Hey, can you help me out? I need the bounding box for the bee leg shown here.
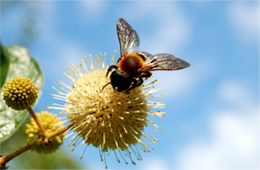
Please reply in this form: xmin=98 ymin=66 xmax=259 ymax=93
xmin=125 ymin=78 xmax=138 ymax=94
xmin=140 ymin=71 xmax=152 ymax=79
xmin=136 ymin=77 xmax=143 ymax=87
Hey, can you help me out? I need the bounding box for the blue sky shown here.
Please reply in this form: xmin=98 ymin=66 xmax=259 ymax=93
xmin=1 ymin=1 xmax=259 ymax=169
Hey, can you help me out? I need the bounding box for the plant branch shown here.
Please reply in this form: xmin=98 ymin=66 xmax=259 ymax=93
xmin=0 ymin=124 xmax=73 ymax=168
xmin=0 ymin=143 xmax=34 ymax=169
xmin=47 ymin=124 xmax=73 ymax=139
xmin=27 ymin=107 xmax=46 ymax=137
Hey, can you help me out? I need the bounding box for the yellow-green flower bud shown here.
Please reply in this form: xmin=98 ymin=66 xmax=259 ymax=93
xmin=25 ymin=111 xmax=65 ymax=154
xmin=2 ymin=77 xmax=38 ymax=110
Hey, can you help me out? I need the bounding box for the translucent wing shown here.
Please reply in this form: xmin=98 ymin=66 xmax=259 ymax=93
xmin=139 ymin=53 xmax=190 ymax=72
xmin=117 ymin=18 xmax=140 ymax=58
xmin=136 ymin=51 xmax=153 ymax=60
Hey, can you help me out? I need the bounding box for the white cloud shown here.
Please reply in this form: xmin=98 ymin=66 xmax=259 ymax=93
xmin=228 ymin=2 xmax=260 ymax=42
xmin=178 ymin=110 xmax=259 ymax=170
xmin=218 ymin=80 xmax=255 ymax=108
xmin=177 ymin=81 xmax=260 ymax=170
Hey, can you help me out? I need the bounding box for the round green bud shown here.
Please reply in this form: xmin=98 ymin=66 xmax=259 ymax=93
xmin=2 ymin=77 xmax=38 ymax=110
xmin=25 ymin=111 xmax=65 ymax=154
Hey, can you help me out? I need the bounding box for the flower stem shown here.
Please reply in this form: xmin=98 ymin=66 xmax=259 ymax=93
xmin=0 ymin=143 xmax=34 ymax=169
xmin=47 ymin=124 xmax=73 ymax=139
xmin=27 ymin=107 xmax=47 ymax=137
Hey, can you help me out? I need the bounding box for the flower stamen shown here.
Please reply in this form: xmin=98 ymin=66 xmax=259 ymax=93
xmin=80 ymin=145 xmax=88 ymax=160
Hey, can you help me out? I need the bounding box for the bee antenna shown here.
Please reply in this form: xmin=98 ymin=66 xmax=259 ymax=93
xmin=101 ymin=82 xmax=111 ymax=92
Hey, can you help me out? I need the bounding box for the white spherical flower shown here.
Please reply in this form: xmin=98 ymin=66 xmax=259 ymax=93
xmin=50 ymin=52 xmax=165 ymax=168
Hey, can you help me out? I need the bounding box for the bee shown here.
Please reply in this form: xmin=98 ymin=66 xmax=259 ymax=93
xmin=102 ymin=18 xmax=190 ymax=93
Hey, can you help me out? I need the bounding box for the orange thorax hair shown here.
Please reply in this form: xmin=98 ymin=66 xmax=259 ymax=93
xmin=118 ymin=53 xmax=145 ymax=77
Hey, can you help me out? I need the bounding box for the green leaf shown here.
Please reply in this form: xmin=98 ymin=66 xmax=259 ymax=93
xmin=0 ymin=43 xmax=10 ymax=87
xmin=0 ymin=45 xmax=43 ymax=143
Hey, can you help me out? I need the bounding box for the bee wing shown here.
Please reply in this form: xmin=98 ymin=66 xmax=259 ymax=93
xmin=136 ymin=51 xmax=153 ymax=60
xmin=139 ymin=53 xmax=190 ymax=72
xmin=117 ymin=18 xmax=140 ymax=57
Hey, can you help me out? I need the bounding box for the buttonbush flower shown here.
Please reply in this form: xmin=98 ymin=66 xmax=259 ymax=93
xmin=2 ymin=77 xmax=37 ymax=110
xmin=50 ymin=52 xmax=165 ymax=168
xmin=25 ymin=111 xmax=65 ymax=154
